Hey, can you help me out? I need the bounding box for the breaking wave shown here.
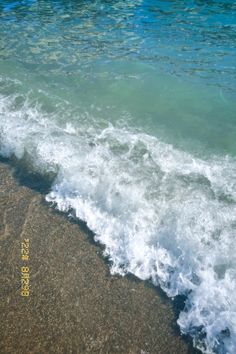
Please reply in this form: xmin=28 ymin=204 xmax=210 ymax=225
xmin=1 ymin=92 xmax=236 ymax=354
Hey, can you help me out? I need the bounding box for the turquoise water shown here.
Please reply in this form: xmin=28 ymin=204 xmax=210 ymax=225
xmin=1 ymin=1 xmax=236 ymax=353
xmin=1 ymin=0 xmax=236 ymax=155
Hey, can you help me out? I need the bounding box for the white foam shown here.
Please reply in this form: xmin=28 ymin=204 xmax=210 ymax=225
xmin=1 ymin=92 xmax=236 ymax=353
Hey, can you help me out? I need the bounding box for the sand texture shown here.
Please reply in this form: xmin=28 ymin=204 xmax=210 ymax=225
xmin=0 ymin=162 xmax=196 ymax=354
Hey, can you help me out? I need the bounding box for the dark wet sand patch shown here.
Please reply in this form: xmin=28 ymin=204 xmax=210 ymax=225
xmin=0 ymin=162 xmax=198 ymax=354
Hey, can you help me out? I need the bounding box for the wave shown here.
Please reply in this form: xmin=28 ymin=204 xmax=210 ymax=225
xmin=1 ymin=92 xmax=236 ymax=353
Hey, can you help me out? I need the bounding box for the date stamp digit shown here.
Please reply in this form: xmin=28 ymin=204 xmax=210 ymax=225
xmin=21 ymin=239 xmax=30 ymax=297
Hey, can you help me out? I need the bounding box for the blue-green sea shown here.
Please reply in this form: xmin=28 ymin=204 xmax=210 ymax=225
xmin=1 ymin=1 xmax=236 ymax=353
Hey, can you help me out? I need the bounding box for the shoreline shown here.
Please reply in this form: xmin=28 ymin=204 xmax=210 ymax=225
xmin=0 ymin=161 xmax=197 ymax=354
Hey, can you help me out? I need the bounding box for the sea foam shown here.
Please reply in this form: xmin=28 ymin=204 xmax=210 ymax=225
xmin=1 ymin=92 xmax=236 ymax=354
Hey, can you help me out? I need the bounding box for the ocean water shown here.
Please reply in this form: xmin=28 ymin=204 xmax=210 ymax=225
xmin=1 ymin=1 xmax=236 ymax=352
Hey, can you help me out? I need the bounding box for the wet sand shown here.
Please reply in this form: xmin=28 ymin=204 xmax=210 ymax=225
xmin=0 ymin=161 xmax=196 ymax=354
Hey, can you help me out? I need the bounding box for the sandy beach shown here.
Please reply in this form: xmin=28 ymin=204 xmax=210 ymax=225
xmin=0 ymin=161 xmax=196 ymax=354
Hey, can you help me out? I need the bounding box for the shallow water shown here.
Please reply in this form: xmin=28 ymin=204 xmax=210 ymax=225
xmin=1 ymin=1 xmax=236 ymax=353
